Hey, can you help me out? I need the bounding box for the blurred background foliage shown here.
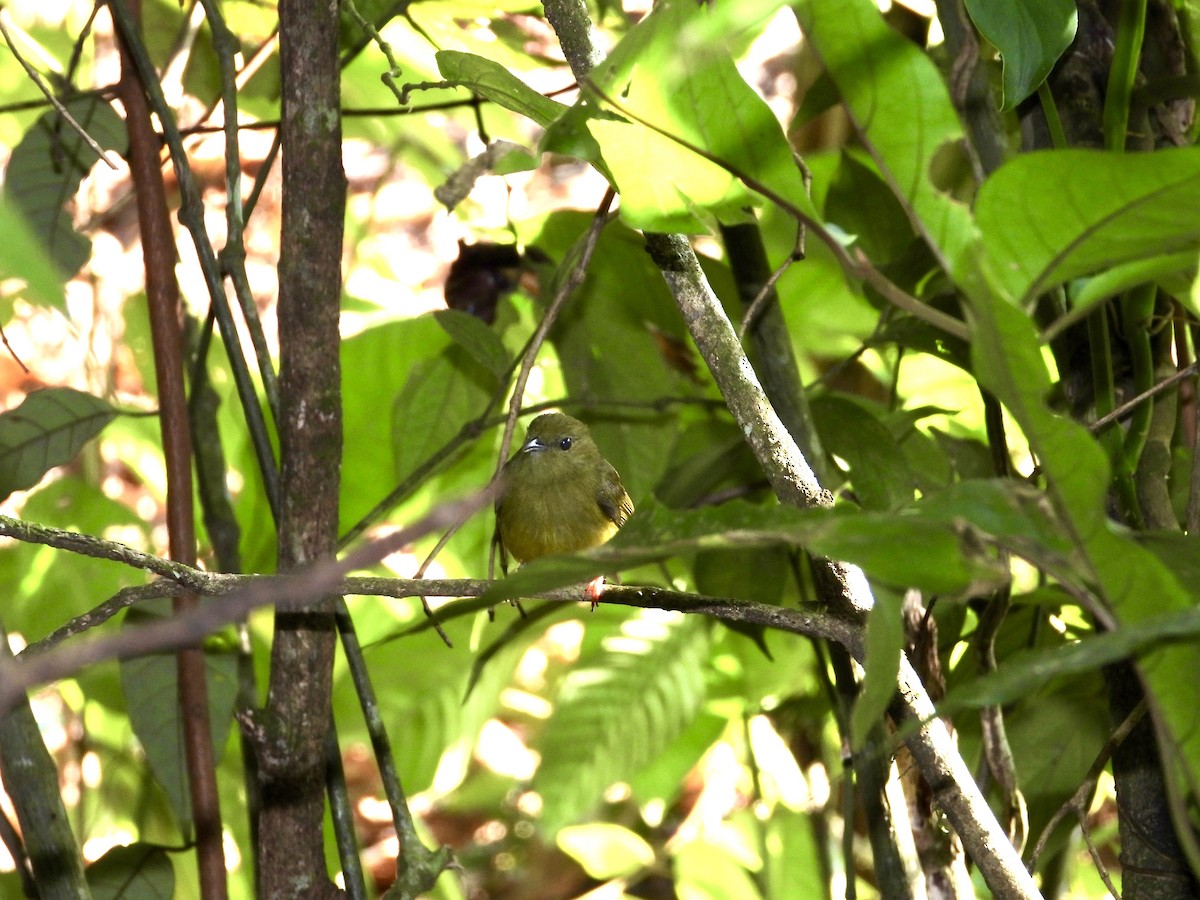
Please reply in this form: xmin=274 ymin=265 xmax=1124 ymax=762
xmin=0 ymin=0 xmax=1197 ymax=896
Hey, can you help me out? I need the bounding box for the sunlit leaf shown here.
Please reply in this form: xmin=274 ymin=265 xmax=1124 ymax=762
xmin=976 ymin=148 xmax=1200 ymax=305
xmin=582 ymin=0 xmax=810 ymax=232
xmin=557 ymin=823 xmax=655 ymax=879
xmin=0 ymin=196 xmax=67 ymax=312
xmin=796 ymin=0 xmax=977 ymax=270
xmin=964 ymin=264 xmax=1200 ymax=835
xmin=4 ymin=96 xmax=125 ymax=280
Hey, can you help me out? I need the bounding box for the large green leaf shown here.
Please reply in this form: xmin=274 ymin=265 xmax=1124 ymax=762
xmin=433 ymin=308 xmax=511 ymax=381
xmin=533 ymin=610 xmax=708 ymax=833
xmin=534 ymin=213 xmax=707 ymax=501
xmin=0 ymin=388 xmax=118 ymax=500
xmin=795 ymin=0 xmax=977 ymax=271
xmin=964 ymin=0 xmax=1077 ymax=109
xmin=576 ymin=0 xmax=810 ymax=232
xmin=975 ymin=147 xmax=1200 ymax=305
xmin=4 ymin=96 xmax=125 ymax=280
xmin=810 ymin=394 xmax=915 ymax=510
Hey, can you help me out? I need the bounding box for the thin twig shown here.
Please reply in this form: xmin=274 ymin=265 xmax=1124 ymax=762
xmin=738 ymin=155 xmax=811 ymax=340
xmin=737 ymin=220 xmax=803 ymax=341
xmin=0 ymin=14 xmax=119 ymax=169
xmin=1090 ymin=362 xmax=1199 ymax=433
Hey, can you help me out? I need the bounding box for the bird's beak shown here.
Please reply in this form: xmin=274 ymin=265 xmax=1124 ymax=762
xmin=520 ymin=436 xmax=548 ymax=454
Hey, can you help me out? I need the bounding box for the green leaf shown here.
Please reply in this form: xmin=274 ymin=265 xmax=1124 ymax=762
xmin=533 ymin=611 xmax=708 ymax=833
xmin=0 ymin=196 xmax=68 ymax=311
xmin=584 ymin=0 xmax=810 ymax=232
xmin=4 ymin=96 xmax=125 ymax=280
xmin=433 ymin=308 xmax=510 ymax=379
xmin=976 ymin=147 xmax=1200 ymax=305
xmin=810 ymin=395 xmax=915 ymax=510
xmin=390 ymin=345 xmax=493 ymax=485
xmin=557 ymin=823 xmax=655 ymax=879
xmin=765 ymin=810 xmax=827 ymax=899
xmin=120 ymin=604 xmax=239 ymax=836
xmin=435 ymin=50 xmax=567 ymax=128
xmin=627 ymin=709 xmax=727 ymax=804
xmin=824 ymin=151 xmax=915 ymax=263
xmin=852 ymin=587 xmax=904 ymax=750
xmin=673 ymin=832 xmax=762 ymax=900
xmin=340 ymin=316 xmax=454 ymax=529
xmin=964 ymin=0 xmax=1077 ymax=109
xmin=943 ymin=605 xmax=1200 ymax=710
xmin=0 ymin=388 xmax=118 ymax=500
xmin=796 ymin=0 xmax=977 ymax=270
xmin=1058 ymin=251 xmax=1199 ymax=333
xmin=87 ymin=842 xmax=174 ymax=900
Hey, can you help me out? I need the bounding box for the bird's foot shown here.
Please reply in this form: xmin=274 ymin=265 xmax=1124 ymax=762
xmin=584 ymin=575 xmax=607 ymax=610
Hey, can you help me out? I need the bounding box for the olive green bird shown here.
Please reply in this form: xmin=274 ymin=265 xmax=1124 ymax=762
xmin=494 ymin=413 xmax=633 ymax=591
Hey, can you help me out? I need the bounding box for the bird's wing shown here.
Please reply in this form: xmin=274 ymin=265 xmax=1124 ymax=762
xmin=597 ymin=462 xmax=633 ymax=527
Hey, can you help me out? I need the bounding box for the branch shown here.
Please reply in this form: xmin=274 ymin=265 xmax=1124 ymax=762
xmin=0 ymin=492 xmax=494 ymax=716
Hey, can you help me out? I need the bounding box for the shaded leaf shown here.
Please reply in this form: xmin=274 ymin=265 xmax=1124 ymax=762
xmin=436 ymin=50 xmax=566 ymax=128
xmin=810 ymin=395 xmax=915 ymax=510
xmin=87 ymin=842 xmax=174 ymax=900
xmin=0 ymin=388 xmax=117 ymax=500
xmin=964 ymin=0 xmax=1077 ymax=109
xmin=537 ymin=213 xmax=703 ymax=500
xmin=391 ymin=345 xmax=494 ymax=484
xmin=434 ymin=308 xmax=511 ymax=377
xmin=120 ymin=604 xmax=239 ymax=835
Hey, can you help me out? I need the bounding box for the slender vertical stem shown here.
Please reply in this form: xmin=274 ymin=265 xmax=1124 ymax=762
xmin=114 ymin=3 xmax=227 ymax=894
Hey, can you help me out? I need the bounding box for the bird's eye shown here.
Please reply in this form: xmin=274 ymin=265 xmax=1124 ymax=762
xmin=558 ymin=437 xmax=573 ymax=451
